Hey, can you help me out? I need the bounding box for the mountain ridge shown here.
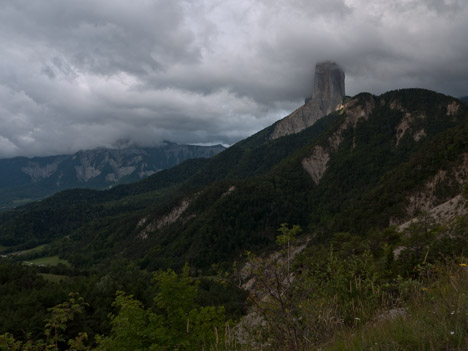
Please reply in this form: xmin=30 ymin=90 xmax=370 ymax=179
xmin=0 ymin=142 xmax=225 ymax=209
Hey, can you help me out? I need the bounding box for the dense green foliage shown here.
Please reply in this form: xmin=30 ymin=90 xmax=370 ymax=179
xmin=0 ymin=258 xmax=246 ymax=348
xmin=96 ymin=267 xmax=227 ymax=351
xmin=2 ymin=206 xmax=468 ymax=350
xmin=0 ymin=268 xmax=229 ymax=350
xmin=0 ymin=260 xmax=154 ymax=342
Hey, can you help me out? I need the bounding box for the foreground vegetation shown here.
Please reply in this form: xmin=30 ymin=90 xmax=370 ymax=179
xmin=326 ymin=263 xmax=468 ymax=351
xmin=1 ymin=199 xmax=468 ymax=350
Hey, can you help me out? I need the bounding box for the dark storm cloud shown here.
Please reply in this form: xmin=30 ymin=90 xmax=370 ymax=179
xmin=0 ymin=0 xmax=467 ymax=158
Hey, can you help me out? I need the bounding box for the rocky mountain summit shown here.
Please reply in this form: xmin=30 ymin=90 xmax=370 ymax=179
xmin=270 ymin=61 xmax=345 ymax=139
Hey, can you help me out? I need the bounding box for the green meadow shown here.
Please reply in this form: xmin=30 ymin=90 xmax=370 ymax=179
xmin=28 ymin=255 xmax=70 ymax=267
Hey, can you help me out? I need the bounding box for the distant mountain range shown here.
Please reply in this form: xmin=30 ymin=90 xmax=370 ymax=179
xmin=461 ymin=96 xmax=468 ymax=103
xmin=0 ymin=141 xmax=225 ymax=208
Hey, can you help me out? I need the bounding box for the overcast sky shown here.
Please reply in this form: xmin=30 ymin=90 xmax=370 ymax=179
xmin=1 ymin=0 xmax=467 ymax=158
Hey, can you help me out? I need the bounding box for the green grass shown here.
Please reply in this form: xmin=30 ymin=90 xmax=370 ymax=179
xmin=0 ymin=245 xmax=7 ymax=253
xmin=28 ymin=255 xmax=70 ymax=267
xmin=38 ymin=273 xmax=70 ymax=283
xmin=324 ymin=264 xmax=468 ymax=351
xmin=14 ymin=244 xmax=48 ymax=256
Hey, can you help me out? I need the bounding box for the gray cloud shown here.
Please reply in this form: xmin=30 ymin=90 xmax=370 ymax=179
xmin=0 ymin=0 xmax=467 ymax=158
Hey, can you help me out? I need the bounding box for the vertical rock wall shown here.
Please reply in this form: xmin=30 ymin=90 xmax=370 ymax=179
xmin=270 ymin=61 xmax=345 ymax=139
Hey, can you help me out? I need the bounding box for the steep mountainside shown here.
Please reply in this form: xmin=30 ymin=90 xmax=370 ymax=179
xmin=0 ymin=89 xmax=467 ymax=271
xmin=0 ymin=141 xmax=225 ymax=209
xmin=270 ymin=61 xmax=345 ymax=139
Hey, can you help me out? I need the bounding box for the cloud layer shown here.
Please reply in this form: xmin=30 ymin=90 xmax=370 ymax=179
xmin=1 ymin=0 xmax=467 ymax=157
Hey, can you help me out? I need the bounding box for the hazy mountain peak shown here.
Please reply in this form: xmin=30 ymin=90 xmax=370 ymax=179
xmin=112 ymin=138 xmax=133 ymax=149
xmin=271 ymin=61 xmax=345 ymax=139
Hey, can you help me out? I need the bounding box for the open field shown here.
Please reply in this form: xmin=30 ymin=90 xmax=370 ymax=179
xmin=11 ymin=244 xmax=48 ymax=256
xmin=27 ymin=255 xmax=70 ymax=267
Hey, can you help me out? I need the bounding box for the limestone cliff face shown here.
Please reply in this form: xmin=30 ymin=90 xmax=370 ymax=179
xmin=312 ymin=61 xmax=346 ymax=112
xmin=401 ymin=153 xmax=468 ymax=222
xmin=14 ymin=142 xmax=225 ymax=186
xmin=271 ymin=61 xmax=345 ymax=139
xmin=0 ymin=142 xmax=226 ymax=208
xmin=301 ymin=146 xmax=330 ymax=184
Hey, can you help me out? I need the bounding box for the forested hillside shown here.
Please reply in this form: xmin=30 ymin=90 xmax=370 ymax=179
xmin=0 ymin=88 xmax=467 ymax=350
xmin=1 ymin=194 xmax=468 ymax=350
xmin=1 ymin=89 xmax=466 ymax=270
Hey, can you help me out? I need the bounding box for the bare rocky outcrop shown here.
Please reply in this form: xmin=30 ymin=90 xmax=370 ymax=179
xmin=406 ymin=153 xmax=468 ymax=217
xmin=137 ymin=199 xmax=191 ymax=239
xmin=395 ymin=112 xmax=428 ymax=146
xmin=398 ymin=194 xmax=467 ymax=231
xmin=74 ymin=165 xmax=102 ymax=182
xmin=389 ymin=153 xmax=468 ymax=227
xmin=271 ymin=61 xmax=345 ymax=139
xmin=301 ymin=95 xmax=376 ymax=184
xmin=329 ymin=94 xmax=375 ymax=150
xmin=389 ymin=100 xmax=403 ymax=111
xmin=155 ymin=199 xmax=191 ymax=230
xmin=395 ymin=113 xmax=414 ymax=146
xmin=236 ymin=240 xmax=309 ymax=342
xmin=413 ymin=129 xmax=426 ymax=142
xmin=390 ymin=98 xmax=462 ymax=147
xmin=221 ymin=185 xmax=236 ymax=197
xmin=447 ymin=101 xmax=460 ymax=116
xmin=21 ymin=159 xmax=65 ymax=182
xmin=390 ymin=96 xmax=465 ymax=147
xmin=301 ymin=146 xmax=330 ymax=185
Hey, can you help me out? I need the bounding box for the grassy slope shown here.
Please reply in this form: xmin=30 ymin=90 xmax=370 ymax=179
xmin=326 ymin=263 xmax=468 ymax=351
xmin=28 ymin=255 xmax=70 ymax=266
